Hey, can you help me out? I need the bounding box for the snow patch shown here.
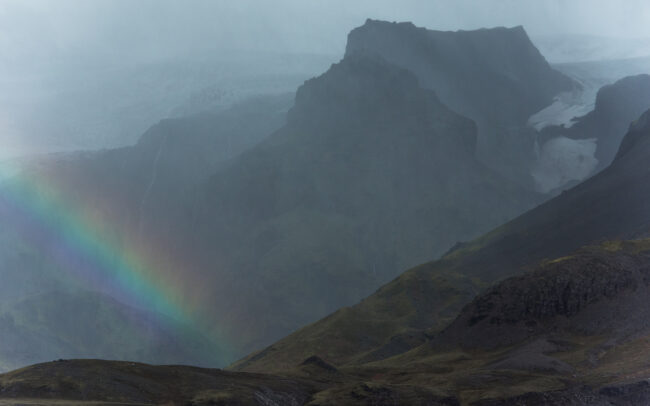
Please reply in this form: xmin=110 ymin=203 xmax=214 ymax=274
xmin=532 ymin=137 xmax=598 ymax=194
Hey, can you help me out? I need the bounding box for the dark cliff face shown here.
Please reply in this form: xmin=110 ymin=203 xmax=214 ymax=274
xmin=438 ymin=241 xmax=650 ymax=350
xmin=345 ymin=19 xmax=575 ymax=184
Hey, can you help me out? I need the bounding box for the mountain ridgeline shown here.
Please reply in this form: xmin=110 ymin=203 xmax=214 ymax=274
xmin=346 ymin=19 xmax=576 ymax=185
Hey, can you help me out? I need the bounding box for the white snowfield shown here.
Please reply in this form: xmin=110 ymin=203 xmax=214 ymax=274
xmin=532 ymin=136 xmax=599 ymax=194
xmin=527 ymin=77 xmax=598 ymax=132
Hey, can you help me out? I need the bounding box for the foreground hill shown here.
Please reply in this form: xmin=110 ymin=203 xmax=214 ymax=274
xmin=233 ymin=109 xmax=650 ymax=373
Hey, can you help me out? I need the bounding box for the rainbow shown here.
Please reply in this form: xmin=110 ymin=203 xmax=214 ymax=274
xmin=0 ymin=159 xmax=229 ymax=363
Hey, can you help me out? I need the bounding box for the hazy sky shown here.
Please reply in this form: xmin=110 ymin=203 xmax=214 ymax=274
xmin=2 ymin=0 xmax=650 ymax=64
xmin=2 ymin=0 xmax=650 ymax=160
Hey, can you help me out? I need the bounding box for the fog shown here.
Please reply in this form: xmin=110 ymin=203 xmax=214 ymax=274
xmin=2 ymin=0 xmax=650 ymax=376
xmin=2 ymin=0 xmax=650 ymax=160
xmin=4 ymin=0 xmax=650 ymax=61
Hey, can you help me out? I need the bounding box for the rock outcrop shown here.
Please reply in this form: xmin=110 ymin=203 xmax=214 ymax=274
xmin=437 ymin=240 xmax=650 ymax=349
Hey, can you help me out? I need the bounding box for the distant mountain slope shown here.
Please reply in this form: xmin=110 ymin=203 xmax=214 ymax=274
xmin=0 ymin=290 xmax=221 ymax=373
xmin=233 ymin=108 xmax=650 ymax=373
xmin=346 ymin=19 xmax=576 ymax=184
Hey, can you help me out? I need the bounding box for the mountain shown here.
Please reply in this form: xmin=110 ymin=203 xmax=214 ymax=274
xmin=233 ymin=109 xmax=650 ymax=374
xmin=0 ymin=91 xmax=293 ymax=245
xmin=0 ymin=289 xmax=221 ymax=373
xmin=346 ymin=19 xmax=576 ymax=185
xmin=192 ymin=53 xmax=541 ymax=355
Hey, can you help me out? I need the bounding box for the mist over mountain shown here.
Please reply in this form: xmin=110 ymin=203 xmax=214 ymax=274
xmin=0 ymin=52 xmax=332 ymax=161
xmin=234 ymin=107 xmax=650 ymax=374
xmin=2 ymin=15 xmax=650 ymax=371
xmin=228 ymin=108 xmax=650 ymax=403
xmin=192 ymin=52 xmax=541 ymax=354
xmin=0 ymin=289 xmax=221 ymax=373
xmin=0 ymin=93 xmax=293 ymax=368
xmin=0 ymin=42 xmax=546 ymax=366
xmin=4 ymin=106 xmax=650 ymax=404
xmin=534 ymin=34 xmax=650 ymax=63
xmin=346 ymin=20 xmax=575 ymax=187
xmin=2 ymin=2 xmax=650 ymax=404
